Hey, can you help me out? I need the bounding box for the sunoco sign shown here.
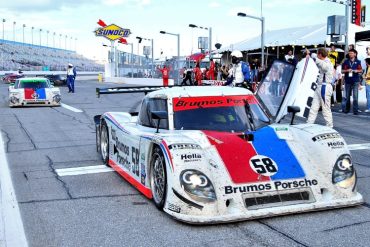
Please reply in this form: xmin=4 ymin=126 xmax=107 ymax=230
xmin=95 ymin=24 xmax=131 ymax=41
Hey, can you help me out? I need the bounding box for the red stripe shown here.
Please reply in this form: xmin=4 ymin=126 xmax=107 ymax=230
xmin=24 ymin=88 xmax=35 ymax=100
xmin=161 ymin=140 xmax=174 ymax=171
xmin=109 ymin=159 xmax=153 ymax=199
xmin=173 ymin=95 xmax=257 ymax=112
xmin=203 ymin=131 xmax=270 ymax=184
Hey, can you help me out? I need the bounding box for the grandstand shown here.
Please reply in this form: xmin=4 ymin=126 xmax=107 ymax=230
xmin=0 ymin=39 xmax=103 ymax=71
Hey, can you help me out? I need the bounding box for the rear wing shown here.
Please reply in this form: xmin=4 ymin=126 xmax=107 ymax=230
xmin=96 ymin=85 xmax=177 ymax=98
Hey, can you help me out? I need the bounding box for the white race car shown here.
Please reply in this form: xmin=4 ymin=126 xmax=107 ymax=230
xmin=94 ymin=58 xmax=363 ymax=224
xmin=9 ymin=77 xmax=61 ymax=107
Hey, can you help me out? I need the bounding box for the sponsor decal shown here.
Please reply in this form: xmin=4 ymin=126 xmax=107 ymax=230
xmin=312 ymin=133 xmax=341 ymax=142
xmin=180 ymin=153 xmax=202 ymax=162
xmin=173 ymin=95 xmax=257 ymax=112
xmin=140 ymin=163 xmax=146 ymax=185
xmin=95 ymin=23 xmax=131 ymax=41
xmin=31 ymin=93 xmax=39 ymax=99
xmin=167 ymin=203 xmax=181 ymax=213
xmin=275 ymin=127 xmax=288 ymax=131
xmin=249 ymin=155 xmax=278 ymax=177
xmin=111 ymin=128 xmax=140 ymax=175
xmin=224 ymin=179 xmax=318 ymax=194
xmin=327 ymin=141 xmax=344 ymax=149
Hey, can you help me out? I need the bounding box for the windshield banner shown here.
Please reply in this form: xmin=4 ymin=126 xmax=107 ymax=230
xmin=173 ymin=95 xmax=257 ymax=112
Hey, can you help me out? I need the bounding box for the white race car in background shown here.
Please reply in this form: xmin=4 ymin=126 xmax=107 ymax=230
xmin=9 ymin=77 xmax=61 ymax=107
xmin=94 ymin=58 xmax=363 ymax=224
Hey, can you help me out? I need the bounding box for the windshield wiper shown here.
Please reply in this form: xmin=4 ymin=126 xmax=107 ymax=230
xmin=244 ymin=101 xmax=255 ymax=131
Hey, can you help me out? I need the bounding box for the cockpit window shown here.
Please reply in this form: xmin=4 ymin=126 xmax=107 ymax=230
xmin=139 ymin=98 xmax=168 ymax=129
xmin=256 ymin=60 xmax=295 ymax=117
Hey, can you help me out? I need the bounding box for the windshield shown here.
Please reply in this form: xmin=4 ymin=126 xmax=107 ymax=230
xmin=173 ymin=95 xmax=269 ymax=132
xmin=256 ymin=60 xmax=295 ymax=117
xmin=17 ymin=80 xmax=49 ymax=89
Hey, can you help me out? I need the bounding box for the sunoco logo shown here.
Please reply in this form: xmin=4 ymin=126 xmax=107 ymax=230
xmin=95 ymin=24 xmax=131 ymax=41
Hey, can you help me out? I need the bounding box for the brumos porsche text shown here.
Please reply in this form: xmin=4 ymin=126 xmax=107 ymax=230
xmin=225 ymin=179 xmax=318 ymax=194
xmin=175 ymin=98 xmax=249 ymax=108
xmin=111 ymin=128 xmax=140 ymax=176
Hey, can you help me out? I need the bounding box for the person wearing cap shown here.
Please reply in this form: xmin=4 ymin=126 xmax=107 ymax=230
xmin=66 ymin=63 xmax=77 ymax=93
xmin=224 ymin=50 xmax=251 ymax=90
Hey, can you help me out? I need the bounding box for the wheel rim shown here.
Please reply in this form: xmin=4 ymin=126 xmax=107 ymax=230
xmin=151 ymin=153 xmax=166 ymax=204
xmin=100 ymin=126 xmax=108 ymax=160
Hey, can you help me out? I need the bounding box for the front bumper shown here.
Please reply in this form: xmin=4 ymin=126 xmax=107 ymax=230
xmin=9 ymin=99 xmax=61 ymax=107
xmin=165 ymin=192 xmax=363 ymax=224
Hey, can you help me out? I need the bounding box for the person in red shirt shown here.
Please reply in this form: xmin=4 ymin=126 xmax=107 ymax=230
xmin=193 ymin=63 xmax=203 ymax=86
xmin=209 ymin=58 xmax=215 ymax=80
xmin=157 ymin=65 xmax=171 ymax=86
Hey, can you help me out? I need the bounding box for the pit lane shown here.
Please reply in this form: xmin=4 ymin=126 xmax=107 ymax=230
xmin=0 ymin=79 xmax=370 ymax=247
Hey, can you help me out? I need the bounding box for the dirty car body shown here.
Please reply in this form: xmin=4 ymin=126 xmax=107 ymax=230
xmin=9 ymin=77 xmax=61 ymax=107
xmin=94 ymin=58 xmax=363 ymax=224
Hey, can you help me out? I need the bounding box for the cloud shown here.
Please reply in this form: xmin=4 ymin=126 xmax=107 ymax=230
xmin=227 ymin=6 xmax=258 ymax=17
xmin=2 ymin=0 xmax=100 ymax=12
xmin=264 ymin=0 xmax=319 ymax=8
xmin=102 ymin=0 xmax=151 ymax=7
xmin=209 ymin=2 xmax=221 ymax=8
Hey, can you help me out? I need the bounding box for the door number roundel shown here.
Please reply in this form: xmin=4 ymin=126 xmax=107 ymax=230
xmin=249 ymin=155 xmax=278 ymax=176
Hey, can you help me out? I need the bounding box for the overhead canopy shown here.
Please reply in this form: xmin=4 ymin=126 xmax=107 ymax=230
xmin=220 ymin=24 xmax=328 ymax=53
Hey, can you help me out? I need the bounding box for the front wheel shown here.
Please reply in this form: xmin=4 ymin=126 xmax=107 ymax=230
xmin=100 ymin=122 xmax=110 ymax=166
xmin=150 ymin=147 xmax=167 ymax=210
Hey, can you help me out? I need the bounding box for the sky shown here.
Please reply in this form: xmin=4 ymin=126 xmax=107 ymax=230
xmin=1 ymin=0 xmax=369 ymax=62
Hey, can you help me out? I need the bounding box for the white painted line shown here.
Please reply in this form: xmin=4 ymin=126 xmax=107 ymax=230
xmin=0 ymin=133 xmax=28 ymax=246
xmin=56 ymin=165 xmax=113 ymax=177
xmin=61 ymin=103 xmax=83 ymax=113
xmin=348 ymin=143 xmax=370 ymax=151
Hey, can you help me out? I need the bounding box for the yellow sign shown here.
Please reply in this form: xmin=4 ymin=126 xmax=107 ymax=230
xmin=95 ymin=24 xmax=131 ymax=41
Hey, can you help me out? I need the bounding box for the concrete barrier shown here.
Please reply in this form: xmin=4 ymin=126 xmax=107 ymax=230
xmin=104 ymin=77 xmax=174 ymax=86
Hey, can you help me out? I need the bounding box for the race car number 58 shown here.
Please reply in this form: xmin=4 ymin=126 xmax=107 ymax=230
xmin=249 ymin=155 xmax=278 ymax=176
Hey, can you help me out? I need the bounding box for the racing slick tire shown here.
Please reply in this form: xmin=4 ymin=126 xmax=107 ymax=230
xmin=150 ymin=146 xmax=167 ymax=210
xmin=100 ymin=121 xmax=110 ymax=166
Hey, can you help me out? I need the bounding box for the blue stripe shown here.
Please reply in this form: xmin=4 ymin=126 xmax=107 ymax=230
xmin=36 ymin=88 xmax=46 ymax=99
xmin=252 ymin=126 xmax=305 ymax=180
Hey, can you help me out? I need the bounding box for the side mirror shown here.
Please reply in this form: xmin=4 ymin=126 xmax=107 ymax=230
xmin=287 ymin=106 xmax=300 ymax=125
xmin=151 ymin=111 xmax=168 ymax=133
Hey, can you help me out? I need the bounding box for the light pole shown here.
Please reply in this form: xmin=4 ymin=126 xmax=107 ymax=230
xmin=136 ymin=36 xmax=154 ymax=76
xmin=125 ymin=42 xmax=134 ymax=78
xmin=59 ymin=34 xmax=62 ymax=49
xmin=22 ymin=24 xmax=25 ymax=43
xmin=53 ymin=32 xmax=56 ymax=48
xmin=320 ymin=0 xmax=351 ymax=52
xmin=39 ymin=28 xmax=42 ymax=46
xmin=31 ymin=27 xmax=34 ymax=45
xmin=2 ymin=19 xmax=5 ymax=40
xmin=237 ymin=12 xmax=265 ymax=68
xmin=46 ymin=30 xmax=49 ymax=47
xmin=65 ymin=35 xmax=68 ymax=49
xmin=12 ymin=21 xmax=16 ymax=41
xmin=160 ymin=30 xmax=180 ymax=84
xmin=74 ymin=38 xmax=77 ymax=51
xmin=188 ymin=24 xmax=212 ymax=57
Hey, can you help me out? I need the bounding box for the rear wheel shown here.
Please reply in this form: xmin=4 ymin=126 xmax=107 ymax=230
xmin=150 ymin=147 xmax=167 ymax=210
xmin=100 ymin=122 xmax=109 ymax=166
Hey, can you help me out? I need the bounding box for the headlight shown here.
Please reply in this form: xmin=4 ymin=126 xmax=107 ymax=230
xmin=180 ymin=169 xmax=216 ymax=203
xmin=332 ymin=154 xmax=356 ymax=189
xmin=9 ymin=95 xmax=20 ymax=104
xmin=53 ymin=95 xmax=61 ymax=103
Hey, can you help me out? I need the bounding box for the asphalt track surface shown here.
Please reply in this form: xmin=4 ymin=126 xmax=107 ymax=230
xmin=0 ymin=79 xmax=370 ymax=247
